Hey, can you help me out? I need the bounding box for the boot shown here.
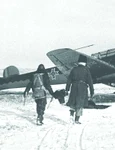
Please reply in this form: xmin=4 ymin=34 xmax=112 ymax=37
xmin=36 ymin=115 xmax=43 ymax=125
xmin=36 ymin=116 xmax=39 ymax=125
xmin=75 ymin=116 xmax=81 ymax=124
xmin=70 ymin=110 xmax=74 ymax=124
xmin=39 ymin=115 xmax=44 ymax=125
xmin=70 ymin=110 xmax=74 ymax=116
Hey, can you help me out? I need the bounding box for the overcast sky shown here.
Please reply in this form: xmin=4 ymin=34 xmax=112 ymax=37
xmin=0 ymin=0 xmax=115 ymax=69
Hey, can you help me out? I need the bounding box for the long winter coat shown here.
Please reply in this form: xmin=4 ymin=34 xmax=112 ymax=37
xmin=66 ymin=64 xmax=94 ymax=110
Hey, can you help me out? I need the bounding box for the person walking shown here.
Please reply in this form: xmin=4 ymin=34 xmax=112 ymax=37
xmin=65 ymin=55 xmax=94 ymax=124
xmin=24 ymin=64 xmax=54 ymax=125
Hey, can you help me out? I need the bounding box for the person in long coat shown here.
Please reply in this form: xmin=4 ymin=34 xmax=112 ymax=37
xmin=65 ymin=55 xmax=94 ymax=124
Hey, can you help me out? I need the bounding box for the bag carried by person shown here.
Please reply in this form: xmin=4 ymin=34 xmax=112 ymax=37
xmin=32 ymin=73 xmax=46 ymax=99
xmin=53 ymin=89 xmax=66 ymax=104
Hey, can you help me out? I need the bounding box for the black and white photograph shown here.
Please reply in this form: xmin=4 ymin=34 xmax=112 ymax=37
xmin=0 ymin=0 xmax=115 ymax=149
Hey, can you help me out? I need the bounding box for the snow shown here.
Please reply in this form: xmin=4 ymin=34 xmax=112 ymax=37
xmin=0 ymin=89 xmax=115 ymax=150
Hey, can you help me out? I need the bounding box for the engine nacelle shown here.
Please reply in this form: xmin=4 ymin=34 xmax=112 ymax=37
xmin=3 ymin=66 xmax=19 ymax=78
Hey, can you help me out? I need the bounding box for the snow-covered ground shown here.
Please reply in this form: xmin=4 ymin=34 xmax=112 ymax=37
xmin=0 ymin=87 xmax=115 ymax=150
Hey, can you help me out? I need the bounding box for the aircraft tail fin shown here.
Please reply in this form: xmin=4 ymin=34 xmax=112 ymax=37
xmin=47 ymin=48 xmax=80 ymax=75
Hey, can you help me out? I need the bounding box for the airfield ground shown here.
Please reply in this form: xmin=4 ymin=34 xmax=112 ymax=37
xmin=0 ymin=92 xmax=115 ymax=150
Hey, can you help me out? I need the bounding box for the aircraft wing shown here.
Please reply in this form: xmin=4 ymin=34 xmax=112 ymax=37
xmin=96 ymin=73 xmax=115 ymax=87
xmin=0 ymin=67 xmax=67 ymax=90
xmin=47 ymin=48 xmax=115 ymax=84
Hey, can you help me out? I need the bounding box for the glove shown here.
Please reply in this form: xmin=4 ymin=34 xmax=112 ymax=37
xmin=51 ymin=92 xmax=57 ymax=99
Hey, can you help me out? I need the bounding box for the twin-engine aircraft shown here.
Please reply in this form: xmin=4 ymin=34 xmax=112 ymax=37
xmin=0 ymin=48 xmax=115 ymax=91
